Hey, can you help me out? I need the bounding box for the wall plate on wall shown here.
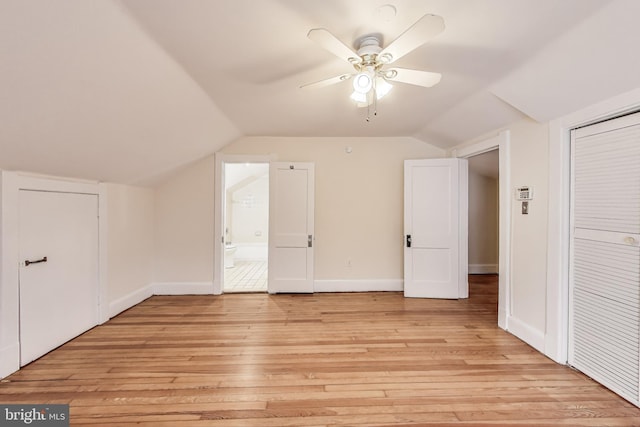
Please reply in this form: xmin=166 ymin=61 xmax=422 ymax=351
xmin=516 ymin=186 xmax=533 ymax=200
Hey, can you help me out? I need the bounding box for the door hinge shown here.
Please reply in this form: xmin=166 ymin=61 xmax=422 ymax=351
xmin=308 ymin=235 xmax=313 ymax=248
xmin=406 ymin=234 xmax=412 ymax=248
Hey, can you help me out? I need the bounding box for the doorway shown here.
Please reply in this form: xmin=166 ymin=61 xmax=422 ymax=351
xmin=467 ymin=149 xmax=500 ymax=309
xmin=222 ymin=162 xmax=269 ymax=293
xmin=453 ymin=130 xmax=511 ymax=329
xmin=214 ymin=159 xmax=269 ymax=294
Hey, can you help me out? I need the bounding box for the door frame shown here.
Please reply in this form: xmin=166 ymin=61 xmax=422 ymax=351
xmin=0 ymin=172 xmax=107 ymax=378
xmin=213 ymin=153 xmax=274 ymax=295
xmin=546 ymin=88 xmax=640 ymax=364
xmin=451 ymin=130 xmax=511 ymax=330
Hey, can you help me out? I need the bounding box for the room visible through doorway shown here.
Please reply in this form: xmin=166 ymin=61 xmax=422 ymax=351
xmin=467 ymin=149 xmax=500 ymax=310
xmin=223 ymin=163 xmax=269 ymax=293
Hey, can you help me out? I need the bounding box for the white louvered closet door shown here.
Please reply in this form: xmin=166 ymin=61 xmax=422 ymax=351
xmin=569 ymin=112 xmax=640 ymax=406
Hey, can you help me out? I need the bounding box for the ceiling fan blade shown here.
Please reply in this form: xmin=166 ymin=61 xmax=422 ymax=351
xmin=307 ymin=28 xmax=362 ymax=65
xmin=300 ymin=73 xmax=353 ymax=89
xmin=378 ymin=14 xmax=444 ymax=64
xmin=385 ymin=68 xmax=442 ymax=88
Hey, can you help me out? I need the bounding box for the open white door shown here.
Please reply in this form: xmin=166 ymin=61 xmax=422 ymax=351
xmin=268 ymin=162 xmax=314 ymax=293
xmin=404 ymin=159 xmax=468 ymax=299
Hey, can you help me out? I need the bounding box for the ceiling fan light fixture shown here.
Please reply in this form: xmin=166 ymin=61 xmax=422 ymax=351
xmin=352 ymin=71 xmax=373 ymax=94
xmin=350 ymin=90 xmax=368 ymax=103
xmin=375 ymin=78 xmax=393 ymax=99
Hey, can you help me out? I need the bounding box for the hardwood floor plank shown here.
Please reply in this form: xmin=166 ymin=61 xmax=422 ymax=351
xmin=1 ymin=275 xmax=639 ymax=425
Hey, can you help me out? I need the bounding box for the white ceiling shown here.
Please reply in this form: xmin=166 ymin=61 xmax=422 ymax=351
xmin=2 ymin=0 xmax=639 ymax=184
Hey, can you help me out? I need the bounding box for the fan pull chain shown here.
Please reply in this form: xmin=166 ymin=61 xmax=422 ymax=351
xmin=365 ymin=80 xmax=378 ymax=122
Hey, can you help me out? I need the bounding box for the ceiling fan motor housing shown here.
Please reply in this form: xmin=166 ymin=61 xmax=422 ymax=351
xmin=356 ymin=36 xmax=384 ymax=69
xmin=357 ymin=36 xmax=382 ymax=55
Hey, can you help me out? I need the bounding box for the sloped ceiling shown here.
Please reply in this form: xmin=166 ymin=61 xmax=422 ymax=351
xmin=1 ymin=0 xmax=638 ymax=184
xmin=0 ymin=0 xmax=240 ymax=184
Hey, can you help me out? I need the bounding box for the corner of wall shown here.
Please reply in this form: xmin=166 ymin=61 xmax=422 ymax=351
xmin=507 ymin=315 xmax=546 ymax=353
xmin=0 ymin=343 xmax=20 ymax=379
xmin=108 ymin=284 xmax=154 ymax=318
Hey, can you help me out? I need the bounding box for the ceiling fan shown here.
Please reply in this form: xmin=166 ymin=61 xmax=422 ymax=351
xmin=302 ymin=13 xmax=445 ymax=114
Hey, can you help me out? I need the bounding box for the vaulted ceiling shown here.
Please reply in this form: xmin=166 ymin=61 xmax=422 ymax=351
xmin=1 ymin=0 xmax=638 ymax=184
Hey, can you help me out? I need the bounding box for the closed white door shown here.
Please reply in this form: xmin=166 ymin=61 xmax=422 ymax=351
xmin=404 ymin=159 xmax=468 ymax=299
xmin=569 ymin=112 xmax=640 ymax=405
xmin=268 ymin=163 xmax=314 ymax=293
xmin=19 ymin=190 xmax=99 ymax=365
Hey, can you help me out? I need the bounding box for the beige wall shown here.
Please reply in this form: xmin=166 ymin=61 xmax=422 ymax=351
xmin=222 ymin=136 xmax=445 ymax=281
xmin=508 ymin=119 xmax=549 ymax=334
xmin=454 ymin=117 xmax=549 ymax=340
xmin=468 ymin=171 xmax=499 ymax=269
xmin=229 ymin=176 xmax=269 ymax=245
xmin=154 ymin=156 xmax=215 ymax=283
xmin=152 ymin=136 xmax=444 ymax=284
xmin=106 ymin=183 xmax=155 ymax=303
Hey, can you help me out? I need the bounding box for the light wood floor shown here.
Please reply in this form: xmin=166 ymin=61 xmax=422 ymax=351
xmin=2 ymin=275 xmax=640 ymax=426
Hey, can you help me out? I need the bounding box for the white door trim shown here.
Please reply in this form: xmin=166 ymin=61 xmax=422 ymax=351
xmin=451 ymin=130 xmax=511 ymax=330
xmin=213 ymin=153 xmax=275 ymax=295
xmin=0 ymin=172 xmax=107 ymax=378
xmin=546 ymin=87 xmax=640 ymax=364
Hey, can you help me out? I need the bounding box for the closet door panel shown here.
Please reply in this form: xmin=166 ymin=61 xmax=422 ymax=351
xmin=570 ymin=112 xmax=640 ymax=406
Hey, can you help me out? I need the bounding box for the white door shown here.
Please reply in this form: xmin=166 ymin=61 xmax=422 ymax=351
xmin=569 ymin=112 xmax=640 ymax=405
xmin=19 ymin=190 xmax=99 ymax=365
xmin=404 ymin=159 xmax=468 ymax=298
xmin=268 ymin=162 xmax=314 ymax=293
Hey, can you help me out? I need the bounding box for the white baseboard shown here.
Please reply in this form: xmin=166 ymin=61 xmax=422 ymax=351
xmin=498 ymin=307 xmax=508 ymax=330
xmin=152 ymin=282 xmax=214 ymax=295
xmin=507 ymin=315 xmax=545 ymax=353
xmin=314 ymin=279 xmax=403 ymax=293
xmin=109 ymin=284 xmax=153 ymax=318
xmin=109 ymin=282 xmax=214 ymax=319
xmin=469 ymin=264 xmax=499 ymax=274
xmin=0 ymin=342 xmax=20 ymax=379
